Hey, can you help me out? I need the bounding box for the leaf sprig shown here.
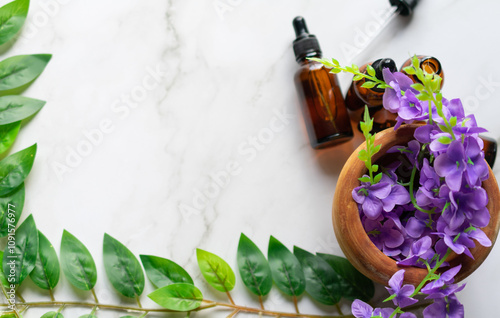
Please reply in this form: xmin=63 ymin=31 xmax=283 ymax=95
xmin=358 ymin=107 xmax=382 ymax=184
xmin=0 ymin=223 xmax=376 ymax=317
xmin=308 ymin=57 xmax=391 ymax=90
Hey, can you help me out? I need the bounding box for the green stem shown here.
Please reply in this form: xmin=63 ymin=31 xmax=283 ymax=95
xmin=388 ymin=248 xmax=452 ymax=318
xmin=408 ymin=164 xmax=434 ymax=214
xmin=336 ymin=303 xmax=344 ymax=316
xmin=0 ymin=299 xmax=354 ymax=318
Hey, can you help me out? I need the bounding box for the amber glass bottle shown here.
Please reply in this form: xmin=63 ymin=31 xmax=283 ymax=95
xmin=481 ymin=136 xmax=497 ymax=168
xmin=344 ymin=58 xmax=398 ymax=133
xmin=400 ymin=55 xmax=444 ymax=87
xmin=293 ymin=17 xmax=353 ymax=149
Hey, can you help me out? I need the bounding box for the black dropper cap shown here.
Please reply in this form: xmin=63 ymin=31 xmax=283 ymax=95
xmin=372 ymin=58 xmax=397 ymax=81
xmin=389 ymin=0 xmax=419 ymax=16
xmin=292 ymin=16 xmax=321 ymax=62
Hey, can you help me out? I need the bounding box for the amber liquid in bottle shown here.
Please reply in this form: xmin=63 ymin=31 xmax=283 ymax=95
xmin=293 ymin=16 xmax=353 ymax=149
xmin=344 ymin=58 xmax=398 ymax=133
xmin=400 ymin=55 xmax=444 ymax=86
xmin=295 ymin=59 xmax=353 ymax=148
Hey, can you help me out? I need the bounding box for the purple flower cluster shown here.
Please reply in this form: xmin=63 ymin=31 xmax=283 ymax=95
xmin=352 ymin=69 xmax=493 ymax=318
xmin=352 ymin=269 xmax=465 ymax=318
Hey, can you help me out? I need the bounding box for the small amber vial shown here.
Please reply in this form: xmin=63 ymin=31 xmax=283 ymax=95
xmin=400 ymin=55 xmax=444 ymax=87
xmin=293 ymin=17 xmax=352 ymax=149
xmin=344 ymin=58 xmax=398 ymax=133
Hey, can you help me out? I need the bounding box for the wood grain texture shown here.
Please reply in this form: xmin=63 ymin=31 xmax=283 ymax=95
xmin=332 ymin=124 xmax=500 ymax=286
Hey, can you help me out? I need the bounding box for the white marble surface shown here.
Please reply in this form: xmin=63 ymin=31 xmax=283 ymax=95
xmin=3 ymin=0 xmax=500 ymax=316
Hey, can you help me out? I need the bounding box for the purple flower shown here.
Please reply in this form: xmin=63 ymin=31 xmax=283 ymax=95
xmin=353 ymin=179 xmax=392 ymax=219
xmin=383 ymin=184 xmax=411 ymax=213
xmin=398 ymin=236 xmax=434 ymax=266
xmin=364 ymin=218 xmax=405 ymax=252
xmin=397 ymin=90 xmax=425 ymax=121
xmin=446 ymin=187 xmax=490 ymax=230
xmin=421 ymin=265 xmax=462 ymax=296
xmin=385 ymin=270 xmax=418 ymax=308
xmin=388 ymin=140 xmax=420 ymax=168
xmin=423 ymin=294 xmax=464 ymax=318
xmin=351 ymin=300 xmax=412 ymax=318
xmin=351 ymin=299 xmax=373 ymax=318
xmin=434 ymin=140 xmax=467 ymax=192
xmin=463 ymin=136 xmax=489 ymax=186
xmin=382 ymin=69 xmax=416 ymax=113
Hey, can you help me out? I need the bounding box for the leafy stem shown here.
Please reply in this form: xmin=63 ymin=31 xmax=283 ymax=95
xmin=358 ymin=107 xmax=382 ymax=184
xmin=0 ymin=299 xmax=353 ymax=318
xmin=387 ymin=248 xmax=452 ymax=318
xmin=308 ymin=57 xmax=390 ymax=90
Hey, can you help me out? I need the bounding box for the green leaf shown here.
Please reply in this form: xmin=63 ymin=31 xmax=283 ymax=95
xmin=140 ymin=254 xmax=193 ymax=288
xmin=79 ymin=315 xmax=97 ymax=318
xmin=60 ymin=230 xmax=97 ymax=291
xmin=372 ymin=164 xmax=379 ymax=172
xmin=411 ymin=55 xmax=420 ymax=68
xmin=373 ymin=144 xmax=381 ymax=154
xmin=317 ymin=253 xmax=374 ymax=302
xmin=148 ymin=283 xmax=203 ymax=311
xmin=0 ymin=121 xmax=21 ymax=155
xmin=196 ymin=248 xmax=235 ymax=293
xmin=0 ymin=0 xmax=29 ymax=46
xmin=29 ymin=231 xmax=60 ymax=290
xmin=358 ymin=176 xmax=370 ymax=183
xmin=0 ymin=54 xmax=52 ymax=92
xmin=330 ymin=68 xmax=341 ymax=74
xmin=0 ymin=144 xmax=36 ymax=196
xmin=410 ymin=83 xmax=425 ymax=92
xmin=237 ymin=233 xmax=272 ymax=296
xmin=352 ymin=74 xmax=363 ymax=81
xmin=0 ymin=96 xmax=46 ymax=125
xmin=373 ymin=173 xmax=382 ymax=184
xmin=438 ymin=136 xmax=452 ymax=144
xmin=360 ymin=81 xmax=376 ymax=89
xmin=267 ymin=236 xmax=305 ymax=297
xmin=436 ymin=92 xmax=443 ymax=102
xmin=41 ymin=312 xmax=64 ymax=318
xmin=0 ymin=183 xmax=24 ymax=237
xmin=403 ymin=66 xmax=415 ymax=75
xmin=450 ymin=116 xmax=457 ymax=127
xmin=103 ymin=233 xmax=145 ymax=298
xmin=416 ymin=93 xmax=430 ymax=101
xmin=2 ymin=214 xmax=38 ymax=285
xmin=366 ymin=64 xmax=376 ymax=77
xmin=331 ymin=58 xmax=339 ymax=66
xmin=293 ymin=246 xmax=341 ymax=305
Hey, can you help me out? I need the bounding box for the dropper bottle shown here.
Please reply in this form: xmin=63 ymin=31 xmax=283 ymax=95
xmin=293 ymin=16 xmax=353 ymax=149
xmin=344 ymin=58 xmax=398 ymax=132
